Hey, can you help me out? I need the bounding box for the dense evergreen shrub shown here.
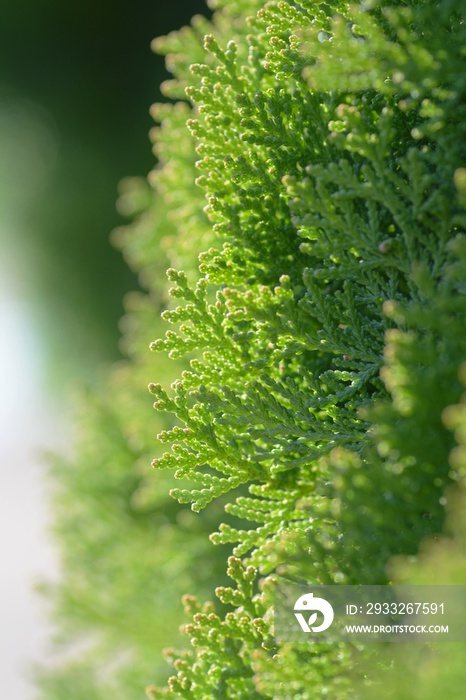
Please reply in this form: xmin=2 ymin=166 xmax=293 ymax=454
xmin=42 ymin=0 xmax=466 ymax=698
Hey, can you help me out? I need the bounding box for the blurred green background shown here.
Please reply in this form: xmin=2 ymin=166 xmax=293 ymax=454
xmin=0 ymin=0 xmax=209 ymax=383
xmin=0 ymin=3 xmax=210 ymax=698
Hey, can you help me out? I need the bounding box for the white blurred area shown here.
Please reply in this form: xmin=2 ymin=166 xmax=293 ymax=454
xmin=0 ymin=100 xmax=65 ymax=699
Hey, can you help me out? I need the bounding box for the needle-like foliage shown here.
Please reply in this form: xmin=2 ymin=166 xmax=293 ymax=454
xmin=42 ymin=0 xmax=466 ymax=698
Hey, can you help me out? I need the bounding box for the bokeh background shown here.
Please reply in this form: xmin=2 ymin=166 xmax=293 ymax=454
xmin=0 ymin=1 xmax=208 ymax=697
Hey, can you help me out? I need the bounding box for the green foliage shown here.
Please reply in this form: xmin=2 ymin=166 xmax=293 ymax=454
xmin=43 ymin=0 xmax=466 ymax=698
